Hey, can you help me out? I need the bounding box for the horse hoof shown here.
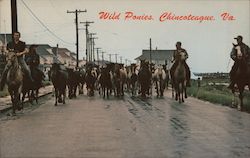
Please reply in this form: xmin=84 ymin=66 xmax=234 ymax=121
xmin=54 ymin=103 xmax=57 ymax=106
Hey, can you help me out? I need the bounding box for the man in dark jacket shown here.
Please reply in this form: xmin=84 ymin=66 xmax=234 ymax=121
xmin=0 ymin=32 xmax=34 ymax=90
xmin=228 ymin=35 xmax=250 ymax=89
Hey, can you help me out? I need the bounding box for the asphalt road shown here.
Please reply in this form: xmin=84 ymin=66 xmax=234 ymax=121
xmin=0 ymin=90 xmax=250 ymax=158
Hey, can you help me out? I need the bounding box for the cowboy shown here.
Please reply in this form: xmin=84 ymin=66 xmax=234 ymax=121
xmin=0 ymin=32 xmax=34 ymax=90
xmin=228 ymin=35 xmax=250 ymax=89
xmin=170 ymin=41 xmax=191 ymax=86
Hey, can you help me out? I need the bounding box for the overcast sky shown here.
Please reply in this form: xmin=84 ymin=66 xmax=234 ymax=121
xmin=0 ymin=0 xmax=249 ymax=73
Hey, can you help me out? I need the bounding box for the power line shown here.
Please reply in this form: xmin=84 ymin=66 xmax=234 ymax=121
xmin=20 ymin=0 xmax=75 ymax=45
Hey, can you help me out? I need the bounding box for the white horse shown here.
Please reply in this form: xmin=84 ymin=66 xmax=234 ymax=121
xmin=152 ymin=65 xmax=166 ymax=97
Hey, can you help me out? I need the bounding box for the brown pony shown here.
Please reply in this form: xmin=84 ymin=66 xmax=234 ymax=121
xmin=6 ymin=51 xmax=23 ymax=115
xmin=172 ymin=51 xmax=188 ymax=103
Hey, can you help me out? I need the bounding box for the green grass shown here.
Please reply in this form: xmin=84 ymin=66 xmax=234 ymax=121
xmin=188 ymin=80 xmax=250 ymax=111
xmin=43 ymin=80 xmax=52 ymax=86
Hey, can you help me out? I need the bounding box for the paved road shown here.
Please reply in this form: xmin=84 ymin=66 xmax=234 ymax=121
xmin=0 ymin=90 xmax=250 ymax=158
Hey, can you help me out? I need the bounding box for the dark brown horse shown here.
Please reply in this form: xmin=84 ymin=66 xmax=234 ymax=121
xmin=231 ymin=45 xmax=250 ymax=111
xmin=6 ymin=51 xmax=23 ymax=115
xmin=138 ymin=60 xmax=152 ymax=98
xmin=98 ymin=66 xmax=112 ymax=99
xmin=22 ymin=65 xmax=44 ymax=104
xmin=50 ymin=63 xmax=68 ymax=106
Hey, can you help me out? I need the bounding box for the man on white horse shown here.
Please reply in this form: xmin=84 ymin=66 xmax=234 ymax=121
xmin=0 ymin=32 xmax=34 ymax=91
xmin=228 ymin=35 xmax=250 ymax=89
xmin=170 ymin=41 xmax=191 ymax=87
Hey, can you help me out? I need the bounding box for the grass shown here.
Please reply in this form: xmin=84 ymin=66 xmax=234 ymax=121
xmin=43 ymin=80 xmax=52 ymax=86
xmin=187 ymin=79 xmax=250 ymax=111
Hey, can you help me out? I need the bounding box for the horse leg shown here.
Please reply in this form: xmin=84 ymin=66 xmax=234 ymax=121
xmin=107 ymin=87 xmax=109 ymax=99
xmin=63 ymin=88 xmax=66 ymax=104
xmin=54 ymin=89 xmax=58 ymax=106
xmin=184 ymin=82 xmax=187 ymax=98
xmin=74 ymin=85 xmax=77 ymax=98
xmin=175 ymin=84 xmax=178 ymax=101
xmin=155 ymin=81 xmax=158 ymax=97
xmin=172 ymin=80 xmax=175 ymax=99
xmin=30 ymin=90 xmax=35 ymax=104
xmin=68 ymin=86 xmax=72 ymax=99
xmin=9 ymin=91 xmax=16 ymax=115
xmin=21 ymin=91 xmax=26 ymax=104
xmin=103 ymin=87 xmax=105 ymax=99
xmin=239 ymin=90 xmax=244 ymax=111
xmin=181 ymin=82 xmax=184 ymax=102
xmin=35 ymin=89 xmax=39 ymax=104
xmin=177 ymin=83 xmax=181 ymax=103
xmin=17 ymin=85 xmax=23 ymax=110
xmin=121 ymin=82 xmax=124 ymax=96
xmin=131 ymin=83 xmax=134 ymax=96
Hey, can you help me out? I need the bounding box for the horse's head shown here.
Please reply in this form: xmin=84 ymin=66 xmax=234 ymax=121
xmin=6 ymin=50 xmax=18 ymax=66
xmin=177 ymin=51 xmax=187 ymax=62
xmin=180 ymin=51 xmax=187 ymax=61
xmin=50 ymin=63 xmax=60 ymax=77
xmin=234 ymin=45 xmax=243 ymax=60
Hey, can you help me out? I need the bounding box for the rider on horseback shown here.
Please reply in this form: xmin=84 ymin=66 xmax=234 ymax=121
xmin=25 ymin=45 xmax=45 ymax=86
xmin=0 ymin=32 xmax=34 ymax=91
xmin=170 ymin=42 xmax=191 ymax=87
xmin=228 ymin=35 xmax=250 ymax=89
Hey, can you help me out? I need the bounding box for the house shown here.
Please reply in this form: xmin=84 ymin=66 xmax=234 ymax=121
xmin=54 ymin=48 xmax=76 ymax=68
xmin=0 ymin=33 xmax=12 ymax=54
xmin=135 ymin=49 xmax=174 ymax=68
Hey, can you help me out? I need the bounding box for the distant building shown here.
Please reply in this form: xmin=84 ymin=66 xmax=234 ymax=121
xmin=135 ymin=49 xmax=174 ymax=68
xmin=0 ymin=34 xmax=12 ymax=54
xmin=54 ymin=48 xmax=76 ymax=68
xmin=27 ymin=44 xmax=57 ymax=71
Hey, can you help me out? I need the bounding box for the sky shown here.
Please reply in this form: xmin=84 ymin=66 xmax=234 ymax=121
xmin=0 ymin=0 xmax=249 ymax=73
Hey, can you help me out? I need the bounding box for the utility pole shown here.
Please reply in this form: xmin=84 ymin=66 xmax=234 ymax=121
xmin=120 ymin=56 xmax=122 ymax=64
xmin=89 ymin=33 xmax=96 ymax=62
xmin=11 ymin=0 xmax=18 ymax=34
xmin=80 ymin=21 xmax=94 ymax=63
xmin=95 ymin=48 xmax=101 ymax=66
xmin=91 ymin=37 xmax=98 ymax=62
xmin=67 ymin=9 xmax=87 ymax=68
xmin=115 ymin=54 xmax=118 ymax=63
xmin=107 ymin=54 xmax=112 ymax=63
xmin=149 ymin=38 xmax=152 ymax=64
xmin=125 ymin=59 xmax=128 ymax=66
xmin=101 ymin=51 xmax=105 ymax=64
